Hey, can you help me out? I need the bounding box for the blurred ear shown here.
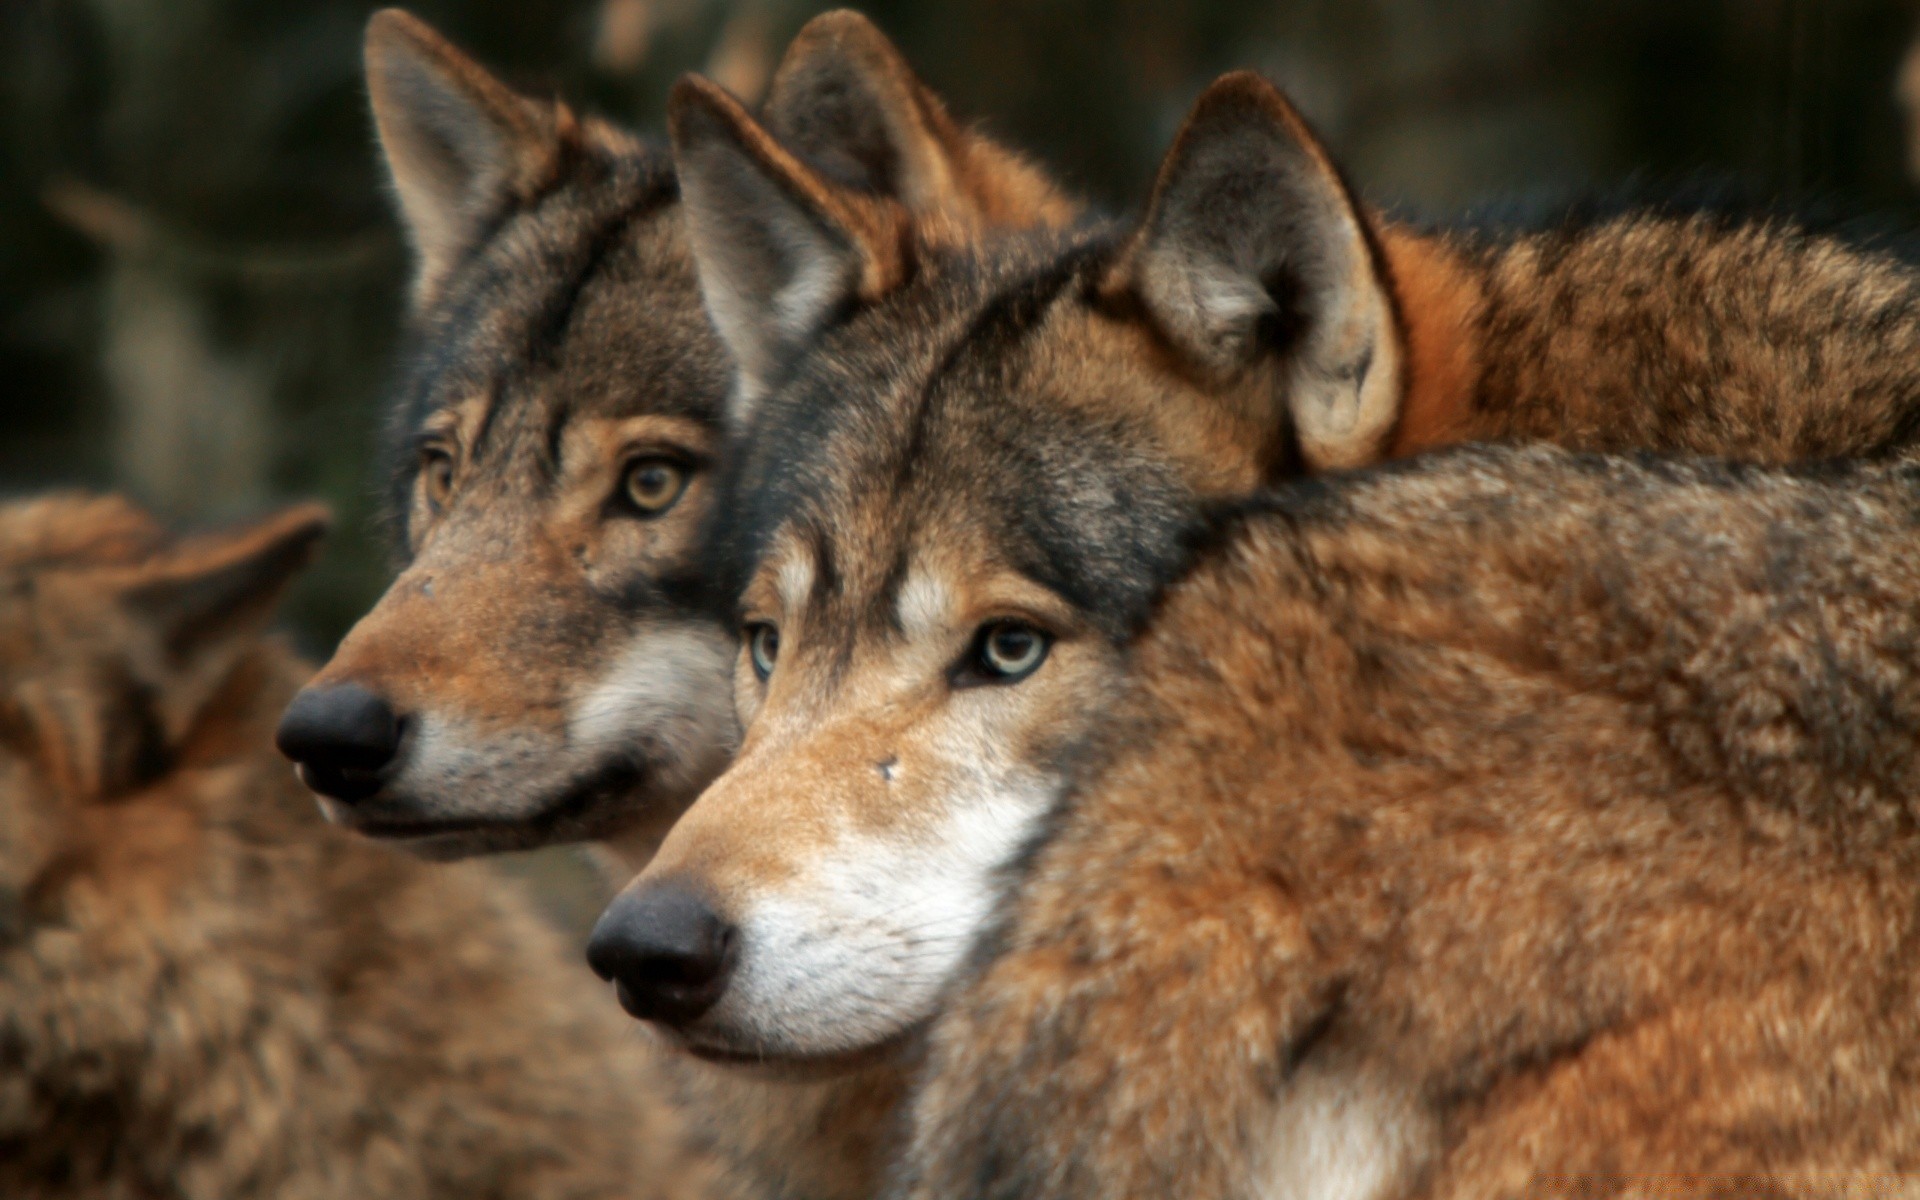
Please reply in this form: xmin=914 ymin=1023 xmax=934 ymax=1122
xmin=118 ymin=504 xmax=330 ymax=738
xmin=669 ymin=73 xmax=909 ymax=423
xmin=1107 ymin=72 xmax=1403 ymax=471
xmin=761 ymin=10 xmax=1076 ymax=232
xmin=364 ymin=9 xmax=561 ymax=305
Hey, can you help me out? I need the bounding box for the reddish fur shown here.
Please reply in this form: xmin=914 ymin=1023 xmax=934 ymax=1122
xmin=1379 ymin=225 xmax=1483 ymax=456
xmin=896 ymin=449 xmax=1920 ymax=1197
xmin=0 ymin=495 xmax=715 ymax=1200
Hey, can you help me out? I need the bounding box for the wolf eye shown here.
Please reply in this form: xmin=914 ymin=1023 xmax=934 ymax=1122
xmin=618 ymin=457 xmax=690 ymax=517
xmin=420 ymin=447 xmax=455 ymax=511
xmin=745 ymin=623 xmax=780 ymax=681
xmin=964 ymin=621 xmax=1051 ymax=685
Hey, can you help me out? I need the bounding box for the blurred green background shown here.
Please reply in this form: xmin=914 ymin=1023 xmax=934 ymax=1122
xmin=5 ymin=0 xmax=1920 ymax=653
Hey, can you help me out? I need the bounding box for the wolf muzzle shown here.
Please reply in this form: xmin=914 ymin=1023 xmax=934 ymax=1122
xmin=276 ymin=682 xmax=404 ymax=802
xmin=586 ymin=882 xmax=738 ymax=1027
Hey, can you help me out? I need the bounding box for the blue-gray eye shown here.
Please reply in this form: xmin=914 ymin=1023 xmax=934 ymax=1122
xmin=972 ymin=621 xmax=1050 ymax=683
xmin=746 ymin=623 xmax=780 ymax=681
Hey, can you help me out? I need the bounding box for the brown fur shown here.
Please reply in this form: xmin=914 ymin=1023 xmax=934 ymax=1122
xmin=620 ymin=67 xmax=1920 ymax=1198
xmin=630 ymin=70 xmax=1920 ymax=1042
xmin=763 ymin=12 xmax=1077 ymax=233
xmin=0 ymin=494 xmax=712 ymax=1200
xmin=286 ymin=14 xmax=1082 ymax=1199
xmin=896 ymin=447 xmax=1920 ymax=1198
xmin=1381 ymin=211 xmax=1920 ymax=463
xmin=288 ymin=9 xmax=1079 ymax=864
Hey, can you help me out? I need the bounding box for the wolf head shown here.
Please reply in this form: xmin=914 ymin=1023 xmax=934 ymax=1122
xmin=587 ymin=72 xmax=1427 ymax=1061
xmin=276 ymin=9 xmax=1078 ymax=861
xmin=0 ymin=495 xmax=326 ymax=945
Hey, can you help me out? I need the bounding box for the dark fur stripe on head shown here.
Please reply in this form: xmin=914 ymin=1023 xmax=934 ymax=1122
xmin=379 ymin=143 xmax=678 ymax=551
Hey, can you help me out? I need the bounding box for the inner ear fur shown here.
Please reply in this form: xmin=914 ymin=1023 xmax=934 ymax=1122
xmin=364 ymin=8 xmax=568 ymax=307
xmin=1106 ymin=71 xmax=1405 ymax=472
xmin=668 ymin=73 xmax=909 ymax=421
xmin=760 ymin=9 xmax=1077 ymax=232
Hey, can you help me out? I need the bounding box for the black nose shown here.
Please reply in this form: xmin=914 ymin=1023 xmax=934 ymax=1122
xmin=586 ymin=884 xmax=736 ymax=1027
xmin=275 ymin=683 xmax=402 ymax=802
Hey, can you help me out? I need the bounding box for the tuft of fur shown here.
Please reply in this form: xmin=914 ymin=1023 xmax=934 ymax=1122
xmin=0 ymin=494 xmax=714 ymax=1200
xmin=1383 ymin=209 xmax=1920 ymax=463
xmin=896 ymin=446 xmax=1920 ymax=1198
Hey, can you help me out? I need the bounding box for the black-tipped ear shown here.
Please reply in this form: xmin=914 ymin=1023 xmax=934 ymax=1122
xmin=1109 ymin=72 xmax=1404 ymax=471
xmin=123 ymin=504 xmax=331 ymax=660
xmin=668 ymin=73 xmax=908 ymax=424
xmin=364 ymin=9 xmax=559 ymax=306
xmin=760 ymin=10 xmax=1077 ymax=232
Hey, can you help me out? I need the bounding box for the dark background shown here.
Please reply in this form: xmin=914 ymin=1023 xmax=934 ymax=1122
xmin=6 ymin=0 xmax=1920 ymax=652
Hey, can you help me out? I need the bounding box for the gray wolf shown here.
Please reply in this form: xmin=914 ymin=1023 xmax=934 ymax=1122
xmin=274 ymin=8 xmax=1077 ymax=864
xmin=589 ymin=67 xmax=1920 ymax=1072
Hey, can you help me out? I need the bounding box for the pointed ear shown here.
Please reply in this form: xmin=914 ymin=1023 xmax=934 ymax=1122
xmin=118 ymin=504 xmax=330 ymax=735
xmin=1107 ymin=73 xmax=1404 ymax=471
xmin=761 ymin=10 xmax=1076 ymax=232
xmin=364 ymin=9 xmax=561 ymax=306
xmin=124 ymin=503 xmax=330 ymax=659
xmin=668 ymin=73 xmax=909 ymax=423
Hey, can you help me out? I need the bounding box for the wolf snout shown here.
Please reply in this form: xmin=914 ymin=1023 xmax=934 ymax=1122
xmin=587 ymin=883 xmax=737 ymax=1027
xmin=276 ymin=682 xmax=404 ymax=802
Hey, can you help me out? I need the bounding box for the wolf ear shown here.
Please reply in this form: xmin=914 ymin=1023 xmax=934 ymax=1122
xmin=118 ymin=505 xmax=330 ymax=739
xmin=364 ymin=9 xmax=559 ymax=306
xmin=669 ymin=74 xmax=909 ymax=423
xmin=761 ymin=10 xmax=1075 ymax=232
xmin=1108 ymin=73 xmax=1403 ymax=472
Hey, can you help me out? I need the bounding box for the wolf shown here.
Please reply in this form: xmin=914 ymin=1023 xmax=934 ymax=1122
xmin=588 ymin=67 xmax=1920 ymax=1066
xmin=0 ymin=494 xmax=712 ymax=1200
xmin=889 ymin=446 xmax=1920 ymax=1198
xmin=268 ymin=14 xmax=1078 ymax=1198
xmin=273 ymin=7 xmax=1076 ymax=864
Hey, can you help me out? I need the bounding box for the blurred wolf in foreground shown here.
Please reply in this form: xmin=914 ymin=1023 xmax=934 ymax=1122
xmin=0 ymin=494 xmax=709 ymax=1200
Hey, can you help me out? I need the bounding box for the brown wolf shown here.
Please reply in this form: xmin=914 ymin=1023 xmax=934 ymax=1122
xmin=587 ymin=68 xmax=1920 ymax=1068
xmin=893 ymin=446 xmax=1920 ymax=1198
xmin=274 ymin=8 xmax=1075 ymax=864
xmin=269 ymin=13 xmax=1074 ymax=1199
xmin=0 ymin=493 xmax=710 ymax=1200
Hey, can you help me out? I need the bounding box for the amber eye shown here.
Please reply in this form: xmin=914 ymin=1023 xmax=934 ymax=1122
xmin=745 ymin=623 xmax=780 ymax=681
xmin=967 ymin=621 xmax=1051 ymax=685
xmin=619 ymin=457 xmax=690 ymax=517
xmin=420 ymin=447 xmax=455 ymax=511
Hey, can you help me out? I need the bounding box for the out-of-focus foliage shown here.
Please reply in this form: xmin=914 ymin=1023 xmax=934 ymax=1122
xmin=4 ymin=0 xmax=1919 ymax=652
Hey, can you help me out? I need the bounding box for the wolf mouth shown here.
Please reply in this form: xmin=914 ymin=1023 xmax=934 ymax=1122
xmin=669 ymin=1021 xmax=930 ymax=1078
xmin=337 ymin=757 xmax=653 ymax=845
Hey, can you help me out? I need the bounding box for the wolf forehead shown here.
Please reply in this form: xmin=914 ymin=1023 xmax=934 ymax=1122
xmin=380 ymin=147 xmax=715 ymax=516
xmin=717 ymin=235 xmax=1205 ymax=640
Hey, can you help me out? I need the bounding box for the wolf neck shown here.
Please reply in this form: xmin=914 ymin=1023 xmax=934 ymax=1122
xmin=1375 ymin=223 xmax=1486 ymax=459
